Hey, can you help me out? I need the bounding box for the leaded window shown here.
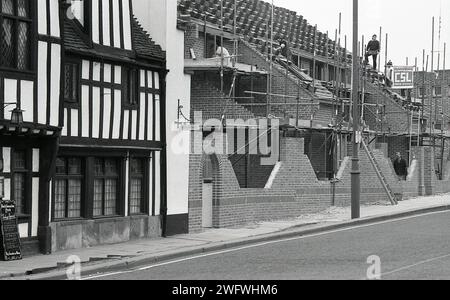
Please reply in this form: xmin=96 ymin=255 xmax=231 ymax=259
xmin=0 ymin=0 xmax=32 ymax=70
xmin=64 ymin=63 xmax=79 ymax=103
xmin=11 ymin=149 xmax=28 ymax=215
xmin=53 ymin=158 xmax=83 ymax=220
xmin=129 ymin=158 xmax=145 ymax=215
xmin=93 ymin=158 xmax=120 ymax=217
xmin=123 ymin=68 xmax=139 ymax=107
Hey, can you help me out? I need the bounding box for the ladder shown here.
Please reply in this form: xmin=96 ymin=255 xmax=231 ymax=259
xmin=361 ymin=141 xmax=398 ymax=205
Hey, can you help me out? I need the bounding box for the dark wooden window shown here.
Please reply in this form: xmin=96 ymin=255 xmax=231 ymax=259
xmin=123 ymin=68 xmax=139 ymax=107
xmin=64 ymin=63 xmax=80 ymax=103
xmin=0 ymin=0 xmax=32 ymax=70
xmin=434 ymin=86 xmax=442 ymax=97
xmin=129 ymin=158 xmax=145 ymax=215
xmin=419 ymin=88 xmax=426 ymax=98
xmin=11 ymin=149 xmax=29 ymax=216
xmin=93 ymin=158 xmax=120 ymax=217
xmin=53 ymin=158 xmax=83 ymax=220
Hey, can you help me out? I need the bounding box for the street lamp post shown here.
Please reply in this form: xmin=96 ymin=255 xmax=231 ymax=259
xmin=351 ymin=0 xmax=361 ymax=219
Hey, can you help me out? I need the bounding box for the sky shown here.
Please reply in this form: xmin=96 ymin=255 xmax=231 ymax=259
xmin=272 ymin=0 xmax=450 ymax=71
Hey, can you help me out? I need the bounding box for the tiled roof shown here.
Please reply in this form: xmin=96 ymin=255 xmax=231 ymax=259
xmin=63 ymin=17 xmax=165 ymax=63
xmin=63 ymin=19 xmax=91 ymax=51
xmin=131 ymin=17 xmax=165 ymax=61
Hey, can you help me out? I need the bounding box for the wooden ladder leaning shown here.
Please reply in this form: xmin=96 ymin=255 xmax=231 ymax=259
xmin=362 ymin=141 xmax=398 ymax=206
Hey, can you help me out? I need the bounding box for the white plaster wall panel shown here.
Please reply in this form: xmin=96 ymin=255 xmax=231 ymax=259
xmin=32 ymin=149 xmax=40 ymax=172
xmin=139 ymin=93 xmax=146 ymax=140
xmin=92 ymin=0 xmax=100 ymax=44
xmin=62 ymin=108 xmax=68 ymax=136
xmin=112 ymin=90 xmax=121 ymax=139
xmin=37 ymin=41 xmax=48 ymax=124
xmin=92 ymin=87 xmax=101 ymax=138
xmin=71 ymin=108 xmax=79 ymax=137
xmin=103 ymin=89 xmax=112 ymax=138
xmin=31 ymin=178 xmax=39 ymax=237
xmin=147 ymin=93 xmax=153 ymax=141
xmin=131 ymin=110 xmax=137 ymax=140
xmin=4 ymin=79 xmax=17 ymax=120
xmin=49 ymin=44 xmax=61 ymax=127
xmin=37 ymin=0 xmax=47 ymax=35
xmin=81 ymin=85 xmax=90 ymax=137
xmin=155 ymin=94 xmax=160 ymax=141
xmin=114 ymin=65 xmax=121 ymax=84
xmin=49 ymin=0 xmax=60 ymax=37
xmin=122 ymin=0 xmax=132 ymax=50
xmin=93 ymin=62 xmax=101 ymax=81
xmin=123 ymin=110 xmax=129 ymax=140
xmin=102 ymin=0 xmax=111 ymax=46
xmin=112 ymin=0 xmax=121 ymax=48
xmin=20 ymin=80 xmax=34 ymax=122
xmin=82 ymin=60 xmax=90 ymax=80
xmin=104 ymin=64 xmax=112 ymax=83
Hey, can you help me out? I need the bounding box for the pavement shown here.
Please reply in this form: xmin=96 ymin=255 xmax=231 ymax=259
xmin=1 ymin=193 xmax=450 ymax=280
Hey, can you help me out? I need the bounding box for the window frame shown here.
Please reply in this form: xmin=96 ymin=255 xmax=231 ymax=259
xmin=10 ymin=148 xmax=32 ymax=220
xmin=122 ymin=67 xmax=140 ymax=109
xmin=434 ymin=86 xmax=442 ymax=97
xmin=63 ymin=60 xmax=81 ymax=105
xmin=0 ymin=0 xmax=35 ymax=72
xmin=51 ymin=151 xmax=152 ymax=222
xmin=92 ymin=157 xmax=121 ymax=218
xmin=52 ymin=157 xmax=85 ymax=221
xmin=128 ymin=156 xmax=149 ymax=215
xmin=418 ymin=87 xmax=427 ymax=98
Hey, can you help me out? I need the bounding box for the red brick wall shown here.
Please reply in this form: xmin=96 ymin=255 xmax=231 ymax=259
xmin=188 ymin=132 xmax=450 ymax=232
xmin=364 ymin=82 xmax=411 ymax=134
xmin=334 ymin=143 xmax=402 ymax=206
xmin=238 ymin=40 xmax=324 ymax=120
xmin=190 ymin=75 xmax=255 ymax=121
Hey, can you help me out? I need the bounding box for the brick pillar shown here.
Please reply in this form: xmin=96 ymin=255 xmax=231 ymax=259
xmin=423 ymin=146 xmax=435 ymax=196
xmin=412 ymin=147 xmax=426 ymax=196
xmin=184 ymin=22 xmax=199 ymax=59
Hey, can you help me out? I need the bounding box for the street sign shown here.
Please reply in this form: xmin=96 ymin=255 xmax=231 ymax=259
xmin=391 ymin=66 xmax=415 ymax=89
xmin=0 ymin=200 xmax=22 ymax=261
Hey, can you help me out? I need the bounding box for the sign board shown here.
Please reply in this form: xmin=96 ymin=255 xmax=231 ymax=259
xmin=391 ymin=66 xmax=415 ymax=89
xmin=0 ymin=200 xmax=22 ymax=261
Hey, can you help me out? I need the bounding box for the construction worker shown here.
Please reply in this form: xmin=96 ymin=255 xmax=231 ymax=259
xmin=215 ymin=40 xmax=231 ymax=66
xmin=393 ymin=152 xmax=408 ymax=181
xmin=273 ymin=39 xmax=290 ymax=65
xmin=386 ymin=60 xmax=394 ymax=87
xmin=364 ymin=34 xmax=380 ymax=70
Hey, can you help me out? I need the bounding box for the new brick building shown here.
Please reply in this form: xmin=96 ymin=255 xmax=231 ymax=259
xmin=173 ymin=0 xmax=450 ymax=231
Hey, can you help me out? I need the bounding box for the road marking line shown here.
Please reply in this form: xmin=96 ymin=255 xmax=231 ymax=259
xmin=81 ymin=210 xmax=450 ymax=280
xmin=381 ymin=253 xmax=450 ymax=278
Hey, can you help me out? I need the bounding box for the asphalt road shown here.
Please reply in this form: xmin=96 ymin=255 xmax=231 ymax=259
xmin=87 ymin=211 xmax=450 ymax=280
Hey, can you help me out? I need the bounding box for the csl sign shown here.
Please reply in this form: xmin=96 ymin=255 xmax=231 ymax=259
xmin=392 ymin=66 xmax=414 ymax=89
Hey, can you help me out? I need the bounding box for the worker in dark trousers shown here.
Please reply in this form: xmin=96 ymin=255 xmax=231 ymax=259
xmin=393 ymin=152 xmax=408 ymax=181
xmin=365 ymin=34 xmax=380 ymax=70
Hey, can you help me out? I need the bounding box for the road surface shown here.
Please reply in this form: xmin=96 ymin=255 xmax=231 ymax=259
xmin=86 ymin=211 xmax=450 ymax=280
